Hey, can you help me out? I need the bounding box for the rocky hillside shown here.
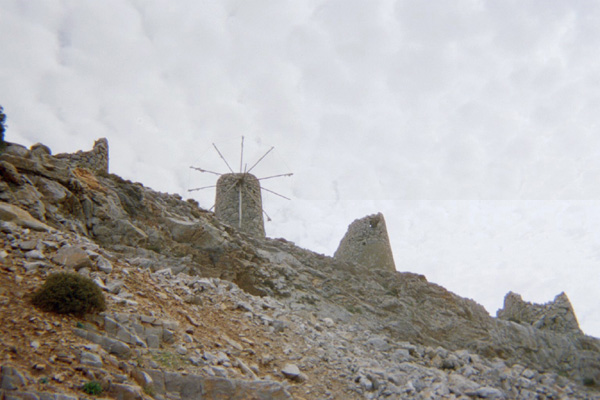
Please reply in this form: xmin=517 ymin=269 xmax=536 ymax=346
xmin=1 ymin=139 xmax=599 ymax=400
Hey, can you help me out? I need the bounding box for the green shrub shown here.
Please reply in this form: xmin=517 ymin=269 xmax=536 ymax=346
xmin=32 ymin=272 xmax=106 ymax=315
xmin=143 ymin=385 xmax=156 ymax=396
xmin=82 ymin=380 xmax=103 ymax=395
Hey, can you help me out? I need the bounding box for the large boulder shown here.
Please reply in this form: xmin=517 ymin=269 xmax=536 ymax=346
xmin=0 ymin=201 xmax=53 ymax=232
xmin=166 ymin=217 xmax=228 ymax=250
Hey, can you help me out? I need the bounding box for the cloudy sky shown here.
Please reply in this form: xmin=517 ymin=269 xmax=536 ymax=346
xmin=2 ymin=0 xmax=600 ymax=337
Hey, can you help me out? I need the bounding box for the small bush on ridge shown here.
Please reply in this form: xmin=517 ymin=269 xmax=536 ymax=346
xmin=32 ymin=272 xmax=106 ymax=315
xmin=82 ymin=380 xmax=103 ymax=395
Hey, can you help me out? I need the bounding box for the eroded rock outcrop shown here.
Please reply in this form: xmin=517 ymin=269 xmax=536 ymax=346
xmin=1 ymin=139 xmax=600 ymax=399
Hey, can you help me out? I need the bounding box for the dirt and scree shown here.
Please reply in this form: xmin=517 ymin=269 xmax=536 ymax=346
xmin=0 ymin=226 xmax=360 ymax=400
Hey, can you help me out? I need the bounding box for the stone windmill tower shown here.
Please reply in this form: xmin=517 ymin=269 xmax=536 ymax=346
xmin=334 ymin=213 xmax=396 ymax=272
xmin=215 ymin=173 xmax=265 ymax=237
xmin=189 ymin=137 xmax=292 ymax=238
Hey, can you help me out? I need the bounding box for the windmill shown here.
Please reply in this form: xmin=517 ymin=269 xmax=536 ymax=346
xmin=189 ymin=137 xmax=292 ymax=238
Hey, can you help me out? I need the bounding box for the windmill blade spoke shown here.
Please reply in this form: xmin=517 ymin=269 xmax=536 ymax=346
xmin=188 ymin=185 xmax=217 ymax=192
xmin=262 ymin=186 xmax=291 ymax=200
xmin=258 ymin=173 xmax=293 ymax=181
xmin=262 ymin=208 xmax=272 ymax=222
xmin=246 ymin=146 xmax=274 ymax=174
xmin=190 ymin=166 xmax=222 ymax=176
xmin=244 ymin=186 xmax=263 ymax=207
xmin=244 ymin=187 xmax=273 ymax=222
xmin=239 ymin=136 xmax=244 ymax=173
xmin=213 ymin=143 xmax=235 ymax=173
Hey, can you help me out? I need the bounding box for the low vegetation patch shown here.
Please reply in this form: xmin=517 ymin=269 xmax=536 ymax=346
xmin=32 ymin=272 xmax=106 ymax=315
xmin=151 ymin=350 xmax=187 ymax=369
xmin=82 ymin=380 xmax=103 ymax=395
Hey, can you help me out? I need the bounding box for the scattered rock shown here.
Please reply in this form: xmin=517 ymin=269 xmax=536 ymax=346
xmin=51 ymin=246 xmax=93 ymax=270
xmin=80 ymin=351 xmax=103 ymax=368
xmin=281 ymin=363 xmax=306 ymax=382
xmin=0 ymin=201 xmax=53 ymax=232
xmin=96 ymin=256 xmax=113 ymax=273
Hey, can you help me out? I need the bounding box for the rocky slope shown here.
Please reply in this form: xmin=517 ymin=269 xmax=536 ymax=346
xmin=1 ymin=139 xmax=599 ymax=399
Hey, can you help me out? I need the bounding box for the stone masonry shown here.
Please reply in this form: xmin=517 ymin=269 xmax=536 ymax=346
xmin=334 ymin=212 xmax=396 ymax=273
xmin=215 ymin=173 xmax=265 ymax=238
xmin=55 ymin=138 xmax=109 ymax=174
xmin=497 ymin=291 xmax=581 ymax=334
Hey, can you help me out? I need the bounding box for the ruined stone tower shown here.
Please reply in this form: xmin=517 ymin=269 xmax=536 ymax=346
xmin=55 ymin=138 xmax=109 ymax=174
xmin=215 ymin=173 xmax=265 ymax=237
xmin=497 ymin=292 xmax=581 ymax=334
xmin=334 ymin=213 xmax=396 ymax=272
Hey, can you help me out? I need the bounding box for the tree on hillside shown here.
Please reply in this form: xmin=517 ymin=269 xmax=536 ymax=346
xmin=0 ymin=105 xmax=6 ymax=151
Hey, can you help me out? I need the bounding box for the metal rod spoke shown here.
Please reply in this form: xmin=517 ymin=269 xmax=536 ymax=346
xmin=244 ymin=187 xmax=262 ymax=207
xmin=261 ymin=186 xmax=291 ymax=200
xmin=188 ymin=185 xmax=217 ymax=192
xmin=262 ymin=208 xmax=272 ymax=222
xmin=238 ymin=185 xmax=243 ymax=227
xmin=190 ymin=166 xmax=222 ymax=176
xmin=246 ymin=147 xmax=274 ymax=174
xmin=258 ymin=173 xmax=293 ymax=181
xmin=239 ymin=136 xmax=244 ymax=173
xmin=245 ymin=189 xmax=273 ymax=222
xmin=213 ymin=143 xmax=235 ymax=173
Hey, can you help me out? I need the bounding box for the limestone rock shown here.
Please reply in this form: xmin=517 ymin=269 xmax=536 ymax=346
xmin=96 ymin=256 xmax=113 ymax=273
xmin=144 ymin=369 xmax=292 ymax=400
xmin=281 ymin=363 xmax=306 ymax=382
xmin=30 ymin=143 xmax=52 ymax=159
xmin=51 ymin=246 xmax=93 ymax=270
xmin=0 ymin=366 xmax=27 ymax=390
xmin=80 ymin=351 xmax=103 ymax=368
xmin=0 ymin=161 xmax=22 ymax=185
xmin=0 ymin=202 xmax=52 ymax=232
xmin=109 ymin=383 xmax=144 ymax=400
xmin=92 ymin=219 xmax=147 ymax=246
xmin=166 ymin=217 xmax=226 ymax=250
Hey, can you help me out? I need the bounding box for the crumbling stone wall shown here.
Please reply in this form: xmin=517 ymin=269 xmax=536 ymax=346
xmin=497 ymin=291 xmax=581 ymax=334
xmin=334 ymin=213 xmax=396 ymax=273
xmin=215 ymin=173 xmax=265 ymax=238
xmin=55 ymin=138 xmax=108 ymax=174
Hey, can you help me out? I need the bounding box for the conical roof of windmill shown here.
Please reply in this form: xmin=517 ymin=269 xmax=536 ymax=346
xmin=189 ymin=137 xmax=293 ymax=237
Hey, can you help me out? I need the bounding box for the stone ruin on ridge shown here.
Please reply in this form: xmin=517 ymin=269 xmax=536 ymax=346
xmin=334 ymin=212 xmax=396 ymax=273
xmin=497 ymin=291 xmax=582 ymax=334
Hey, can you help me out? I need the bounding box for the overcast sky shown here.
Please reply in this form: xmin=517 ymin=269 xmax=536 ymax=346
xmin=2 ymin=0 xmax=600 ymax=337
